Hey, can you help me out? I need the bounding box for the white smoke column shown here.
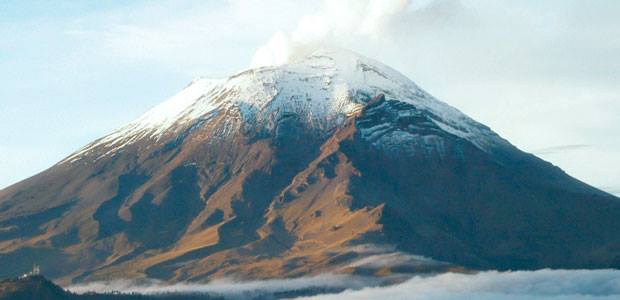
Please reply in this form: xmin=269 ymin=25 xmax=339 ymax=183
xmin=250 ymin=0 xmax=412 ymax=67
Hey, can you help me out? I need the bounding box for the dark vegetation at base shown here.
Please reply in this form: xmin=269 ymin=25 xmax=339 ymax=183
xmin=0 ymin=275 xmax=223 ymax=300
xmin=0 ymin=275 xmax=348 ymax=300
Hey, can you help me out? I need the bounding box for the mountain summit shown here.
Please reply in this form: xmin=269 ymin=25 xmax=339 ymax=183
xmin=62 ymin=48 xmax=503 ymax=165
xmin=1 ymin=49 xmax=619 ymax=283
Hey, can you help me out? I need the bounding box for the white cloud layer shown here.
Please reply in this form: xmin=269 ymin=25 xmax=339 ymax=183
xmin=297 ymin=269 xmax=620 ymax=300
xmin=65 ymin=269 xmax=620 ymax=300
xmin=67 ymin=274 xmax=380 ymax=299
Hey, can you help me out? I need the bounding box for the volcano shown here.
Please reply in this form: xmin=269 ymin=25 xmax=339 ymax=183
xmin=1 ymin=48 xmax=619 ymax=284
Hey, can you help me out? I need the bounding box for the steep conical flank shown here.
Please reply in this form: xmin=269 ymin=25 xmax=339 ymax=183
xmin=1 ymin=48 xmax=619 ymax=284
xmin=59 ymin=48 xmax=504 ymax=165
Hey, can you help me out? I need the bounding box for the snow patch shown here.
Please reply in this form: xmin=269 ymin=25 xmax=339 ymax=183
xmin=61 ymin=48 xmax=505 ymax=164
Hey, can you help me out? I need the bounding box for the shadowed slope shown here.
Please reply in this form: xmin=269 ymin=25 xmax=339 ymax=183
xmin=1 ymin=49 xmax=619 ymax=284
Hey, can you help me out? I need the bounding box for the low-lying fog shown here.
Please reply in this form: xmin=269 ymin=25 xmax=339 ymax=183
xmin=67 ymin=269 xmax=620 ymax=300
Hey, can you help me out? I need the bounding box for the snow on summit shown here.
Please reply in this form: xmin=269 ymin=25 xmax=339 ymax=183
xmin=61 ymin=48 xmax=505 ymax=164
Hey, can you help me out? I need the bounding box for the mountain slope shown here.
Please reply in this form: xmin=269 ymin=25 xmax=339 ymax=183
xmin=1 ymin=48 xmax=619 ymax=284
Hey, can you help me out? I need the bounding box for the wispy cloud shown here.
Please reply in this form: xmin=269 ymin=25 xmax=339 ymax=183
xmin=531 ymin=144 xmax=591 ymax=155
xmin=344 ymin=252 xmax=442 ymax=269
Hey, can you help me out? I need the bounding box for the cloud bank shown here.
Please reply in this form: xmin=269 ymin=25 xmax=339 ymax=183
xmin=297 ymin=269 xmax=620 ymax=300
xmin=65 ymin=269 xmax=620 ymax=300
xmin=67 ymin=274 xmax=380 ymax=299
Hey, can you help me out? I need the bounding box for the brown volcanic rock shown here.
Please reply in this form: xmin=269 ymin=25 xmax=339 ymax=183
xmin=1 ymin=49 xmax=619 ymax=284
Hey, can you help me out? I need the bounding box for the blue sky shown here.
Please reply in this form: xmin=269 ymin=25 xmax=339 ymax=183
xmin=1 ymin=0 xmax=619 ymax=195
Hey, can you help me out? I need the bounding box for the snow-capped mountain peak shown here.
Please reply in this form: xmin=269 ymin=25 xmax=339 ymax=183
xmin=6 ymin=49 xmax=620 ymax=285
xmin=62 ymin=48 xmax=503 ymax=164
